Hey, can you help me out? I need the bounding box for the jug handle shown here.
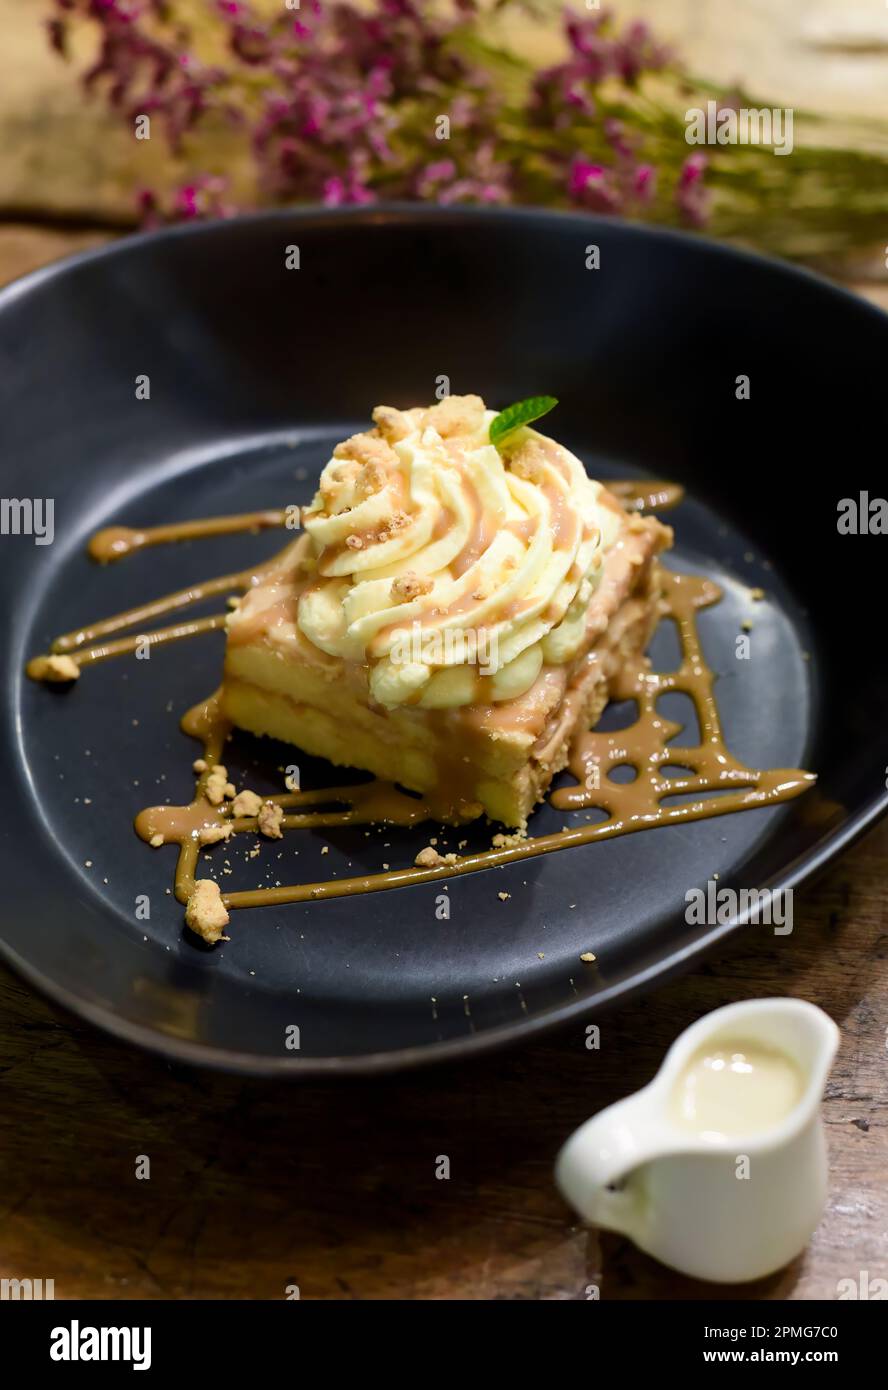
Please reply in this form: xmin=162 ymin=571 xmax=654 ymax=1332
xmin=555 ymin=1088 xmax=673 ymax=1238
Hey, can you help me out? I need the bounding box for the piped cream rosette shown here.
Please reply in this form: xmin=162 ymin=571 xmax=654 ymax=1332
xmin=298 ymin=399 xmax=622 ymax=710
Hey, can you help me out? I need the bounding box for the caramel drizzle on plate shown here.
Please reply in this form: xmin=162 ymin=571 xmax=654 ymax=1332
xmin=27 ymin=480 xmax=814 ymax=913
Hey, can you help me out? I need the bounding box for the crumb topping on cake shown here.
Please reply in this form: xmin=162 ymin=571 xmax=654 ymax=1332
xmin=282 ymin=395 xmax=624 ymax=712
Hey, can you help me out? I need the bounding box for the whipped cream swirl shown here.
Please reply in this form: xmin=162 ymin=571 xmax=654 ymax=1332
xmin=298 ymin=396 xmax=621 ymax=709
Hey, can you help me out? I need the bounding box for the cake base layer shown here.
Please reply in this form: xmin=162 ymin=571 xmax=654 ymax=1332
xmin=223 ymin=561 xmax=665 ymax=828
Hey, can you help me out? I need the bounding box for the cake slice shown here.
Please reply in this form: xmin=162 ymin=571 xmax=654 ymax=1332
xmin=222 ymin=396 xmax=671 ymax=827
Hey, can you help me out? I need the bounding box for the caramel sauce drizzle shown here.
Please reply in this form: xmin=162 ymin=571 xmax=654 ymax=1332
xmin=27 ymin=479 xmax=812 ymax=917
xmin=88 ymin=509 xmax=286 ymax=562
xmin=606 ymin=480 xmax=684 ymax=513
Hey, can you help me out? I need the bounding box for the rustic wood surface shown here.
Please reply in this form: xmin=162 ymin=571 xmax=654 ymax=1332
xmin=1 ymin=0 xmax=887 ymax=1303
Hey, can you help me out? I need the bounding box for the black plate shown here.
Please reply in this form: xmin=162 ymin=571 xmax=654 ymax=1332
xmin=1 ymin=207 xmax=885 ymax=1074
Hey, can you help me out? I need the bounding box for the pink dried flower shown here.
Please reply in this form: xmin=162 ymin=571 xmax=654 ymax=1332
xmin=632 ymin=162 xmax=656 ymax=203
xmin=676 ymin=152 xmax=709 ymax=226
xmin=49 ymin=1 xmax=709 ymax=232
xmin=614 ymin=20 xmax=670 ymax=86
xmin=568 ymin=158 xmax=621 ymax=213
xmin=173 ymin=174 xmax=235 ymax=220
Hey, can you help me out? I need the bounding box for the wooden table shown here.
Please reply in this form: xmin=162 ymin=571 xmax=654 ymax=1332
xmin=1 ymin=224 xmax=886 ymax=1300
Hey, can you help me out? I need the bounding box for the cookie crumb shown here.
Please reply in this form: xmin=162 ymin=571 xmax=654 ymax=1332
xmin=580 ymin=951 xmax=597 ymax=964
xmin=205 ymin=765 xmax=229 ymax=806
xmin=372 ymin=404 xmax=412 ymax=443
xmin=414 ymin=845 xmax=457 ymax=869
xmin=198 ymin=823 xmax=233 ymax=846
xmin=231 ymin=788 xmax=263 ymax=818
xmin=28 ymin=653 xmax=80 ymax=683
xmin=492 ymin=829 xmax=527 ymax=850
xmin=391 ymin=571 xmax=434 ymax=602
xmin=149 ymin=833 xmax=164 ymax=848
xmin=258 ymin=800 xmax=284 ymax=839
xmin=185 ymin=879 xmax=230 ymax=945
xmin=193 ymin=758 xmax=207 ymax=773
xmin=497 ymin=891 xmax=511 ymax=902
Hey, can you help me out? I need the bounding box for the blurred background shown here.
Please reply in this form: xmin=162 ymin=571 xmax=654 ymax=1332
xmin=1 ymin=1 xmax=886 ymax=293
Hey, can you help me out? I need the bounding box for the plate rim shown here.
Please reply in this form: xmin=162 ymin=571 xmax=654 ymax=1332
xmin=2 ymin=203 xmax=886 ymax=1075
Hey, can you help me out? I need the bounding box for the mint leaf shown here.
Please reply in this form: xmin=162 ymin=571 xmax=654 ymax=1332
xmin=489 ymin=395 xmax=558 ymax=449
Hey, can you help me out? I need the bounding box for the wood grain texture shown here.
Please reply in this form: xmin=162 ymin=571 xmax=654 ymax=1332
xmin=0 ymin=231 xmax=886 ymax=1301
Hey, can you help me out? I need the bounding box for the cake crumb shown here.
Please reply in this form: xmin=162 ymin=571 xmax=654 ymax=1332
xmin=415 ymin=846 xmax=458 ymax=869
xmin=372 ymin=404 xmax=412 ymax=443
xmin=508 ymin=439 xmax=548 ymax=484
xmin=193 ymin=758 xmax=207 ymax=773
xmin=498 ymin=891 xmax=511 ymax=902
xmin=185 ymin=879 xmax=229 ymax=945
xmin=391 ymin=571 xmax=434 ymax=602
xmin=749 ymin=587 xmax=765 ymax=600
xmin=355 ymin=459 xmax=388 ymax=500
xmin=492 ymin=829 xmax=527 ymax=850
xmin=258 ymin=800 xmax=284 ymax=839
xmin=333 ymin=431 xmax=397 ymax=470
xmin=321 ymin=845 xmax=329 ymax=855
xmin=422 ymin=394 xmax=485 ymax=438
xmin=198 ymin=823 xmax=233 ymax=846
xmin=346 ymin=534 xmax=364 ymax=550
xmin=580 ymin=951 xmax=597 ymax=964
xmin=149 ymin=833 xmax=164 ymax=848
xmin=231 ymin=789 xmax=263 ymax=818
xmin=29 ymin=653 xmax=80 ymax=683
xmin=205 ymin=765 xmax=229 ymax=806
xmin=375 ymin=510 xmax=410 ymax=543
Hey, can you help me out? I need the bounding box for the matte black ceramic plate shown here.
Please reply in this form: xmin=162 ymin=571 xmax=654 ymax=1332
xmin=1 ymin=207 xmax=886 ymax=1074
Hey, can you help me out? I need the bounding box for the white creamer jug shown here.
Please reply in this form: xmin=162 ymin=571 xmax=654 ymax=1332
xmin=555 ymin=998 xmax=839 ymax=1283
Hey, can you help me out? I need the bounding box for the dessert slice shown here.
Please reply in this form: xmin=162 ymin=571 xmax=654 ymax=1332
xmin=222 ymin=395 xmax=671 ymax=827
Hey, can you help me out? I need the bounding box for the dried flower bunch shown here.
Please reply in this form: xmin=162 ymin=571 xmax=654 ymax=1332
xmin=48 ymin=0 xmax=888 ymax=262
